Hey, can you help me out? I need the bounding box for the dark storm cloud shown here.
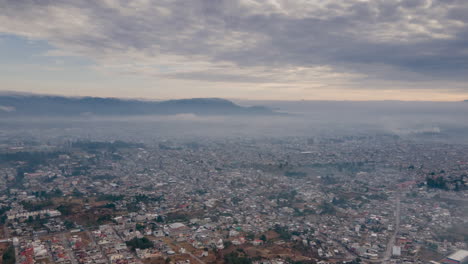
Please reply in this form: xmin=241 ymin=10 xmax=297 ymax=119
xmin=1 ymin=0 xmax=468 ymax=86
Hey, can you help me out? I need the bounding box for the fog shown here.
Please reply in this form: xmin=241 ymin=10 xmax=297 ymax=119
xmin=1 ymin=101 xmax=468 ymax=144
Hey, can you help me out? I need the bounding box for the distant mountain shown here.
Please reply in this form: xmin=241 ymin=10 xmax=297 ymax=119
xmin=0 ymin=94 xmax=275 ymax=116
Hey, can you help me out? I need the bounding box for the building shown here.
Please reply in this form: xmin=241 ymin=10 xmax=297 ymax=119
xmin=442 ymin=250 xmax=468 ymax=264
xmin=392 ymin=246 xmax=401 ymax=257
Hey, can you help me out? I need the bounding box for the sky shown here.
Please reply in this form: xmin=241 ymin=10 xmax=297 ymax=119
xmin=0 ymin=0 xmax=468 ymax=101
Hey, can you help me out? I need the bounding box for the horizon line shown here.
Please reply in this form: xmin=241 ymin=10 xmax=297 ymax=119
xmin=1 ymin=90 xmax=466 ymax=103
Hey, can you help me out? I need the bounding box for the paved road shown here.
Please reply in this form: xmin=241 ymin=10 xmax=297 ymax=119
xmin=60 ymin=233 xmax=78 ymax=264
xmin=382 ymin=193 xmax=401 ymax=264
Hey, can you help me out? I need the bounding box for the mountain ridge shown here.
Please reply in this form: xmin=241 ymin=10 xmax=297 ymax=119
xmin=0 ymin=94 xmax=275 ymax=116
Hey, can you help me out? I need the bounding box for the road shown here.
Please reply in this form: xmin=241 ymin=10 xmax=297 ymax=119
xmin=86 ymin=230 xmax=110 ymax=263
xmin=60 ymin=233 xmax=78 ymax=264
xmin=382 ymin=193 xmax=401 ymax=264
xmin=186 ymin=251 xmax=206 ymax=264
xmin=316 ymin=233 xmax=356 ymax=261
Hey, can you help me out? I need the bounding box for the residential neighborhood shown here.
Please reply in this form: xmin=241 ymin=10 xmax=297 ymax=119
xmin=0 ymin=134 xmax=466 ymax=264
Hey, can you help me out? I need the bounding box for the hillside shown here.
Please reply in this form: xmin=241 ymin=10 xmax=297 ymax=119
xmin=0 ymin=94 xmax=274 ymax=116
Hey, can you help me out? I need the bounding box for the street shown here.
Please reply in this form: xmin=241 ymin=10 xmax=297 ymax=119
xmin=382 ymin=192 xmax=401 ymax=264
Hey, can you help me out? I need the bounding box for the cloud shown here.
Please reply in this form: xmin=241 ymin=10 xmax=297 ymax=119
xmin=0 ymin=105 xmax=15 ymax=112
xmin=0 ymin=0 xmax=467 ymax=93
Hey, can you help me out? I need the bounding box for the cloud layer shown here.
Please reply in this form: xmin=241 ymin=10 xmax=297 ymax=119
xmin=1 ymin=0 xmax=468 ymax=98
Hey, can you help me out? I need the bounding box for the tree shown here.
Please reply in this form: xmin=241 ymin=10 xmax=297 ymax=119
xmin=274 ymin=225 xmax=292 ymax=240
xmin=72 ymin=188 xmax=83 ymax=197
xmin=223 ymin=241 xmax=232 ymax=248
xmin=136 ymin=223 xmax=145 ymax=232
xmin=156 ymin=215 xmax=164 ymax=223
xmin=126 ymin=237 xmax=154 ymax=251
xmin=224 ymin=252 xmax=252 ymax=264
xmin=0 ymin=215 xmax=7 ymax=224
xmin=64 ymin=220 xmax=75 ymax=229
xmin=103 ymin=203 xmax=116 ymax=209
xmin=56 ymin=205 xmax=72 ymax=216
xmin=2 ymin=245 xmax=15 ymax=264
xmin=260 ymin=234 xmax=267 ymax=242
xmin=426 ymin=176 xmax=447 ymax=190
xmin=319 ymin=201 xmax=336 ymax=215
xmin=97 ymin=214 xmax=114 ymax=224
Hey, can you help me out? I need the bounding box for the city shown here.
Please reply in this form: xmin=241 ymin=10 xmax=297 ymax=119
xmin=1 ymin=0 xmax=468 ymax=263
xmin=0 ymin=134 xmax=466 ymax=264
